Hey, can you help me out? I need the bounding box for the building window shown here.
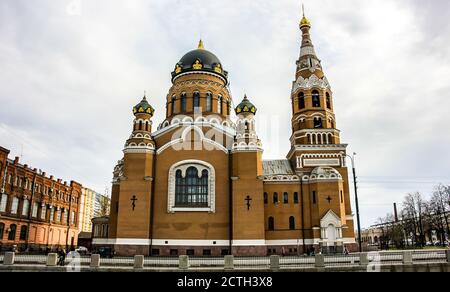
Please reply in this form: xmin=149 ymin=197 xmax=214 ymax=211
xmin=170 ymin=249 xmax=178 ymax=256
xmin=193 ymin=92 xmax=200 ymax=111
xmin=22 ymin=199 xmax=30 ymax=216
xmin=326 ymin=93 xmax=332 ymax=109
xmin=186 ymin=249 xmax=195 ymax=256
xmin=151 ymin=249 xmax=160 ymax=256
xmin=180 ymin=93 xmax=187 ymax=112
xmin=293 ymin=192 xmax=299 ymax=204
xmin=175 ymin=167 xmax=208 ymax=207
xmin=206 ymin=93 xmax=212 ymax=112
xmin=221 ymin=249 xmax=229 ymax=256
xmin=71 ymin=211 xmax=76 ymax=225
xmin=19 ymin=226 xmax=27 ymax=241
xmin=0 ymin=194 xmax=7 ymax=212
xmin=0 ymin=223 xmax=4 ymax=239
xmin=11 ymin=197 xmax=19 ymax=214
xmin=226 ymin=100 xmax=230 ymax=115
xmin=313 ymin=117 xmax=323 ymax=129
xmin=298 ymin=92 xmax=305 ymax=109
xmin=312 ymin=191 xmax=316 ymax=204
xmin=63 ymin=209 xmax=68 ymax=223
xmin=56 ymin=208 xmax=62 ymax=222
xmin=49 ymin=207 xmax=55 ymax=222
xmin=283 ymin=192 xmax=289 ymax=204
xmin=312 ymin=90 xmax=320 ymax=107
xmin=264 ymin=192 xmax=268 ymax=204
xmin=32 ymin=202 xmax=38 ymax=217
xmin=203 ymin=249 xmax=211 ymax=256
xmin=273 ymin=193 xmax=279 ymax=204
xmin=289 ymin=216 xmax=296 ymax=230
xmin=171 ymin=96 xmax=176 ymax=115
xmin=41 ymin=205 xmax=47 ymax=220
xmin=268 ymin=217 xmax=275 ymax=231
xmin=340 ymin=191 xmax=344 ymax=203
xmin=8 ymin=224 xmax=16 ymax=241
xmin=218 ymin=95 xmax=223 ymax=114
xmin=168 ymin=160 xmax=216 ymax=213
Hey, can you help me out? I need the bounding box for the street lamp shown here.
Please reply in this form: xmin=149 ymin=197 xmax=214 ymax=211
xmin=346 ymin=152 xmax=363 ymax=253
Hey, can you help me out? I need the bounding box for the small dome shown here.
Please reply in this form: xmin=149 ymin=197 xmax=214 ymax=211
xmin=235 ymin=95 xmax=257 ymax=115
xmin=133 ymin=95 xmax=155 ymax=116
xmin=172 ymin=40 xmax=228 ymax=81
xmin=300 ymin=16 xmax=311 ymax=29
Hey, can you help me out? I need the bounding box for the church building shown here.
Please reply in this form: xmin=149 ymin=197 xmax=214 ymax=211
xmin=94 ymin=11 xmax=357 ymax=256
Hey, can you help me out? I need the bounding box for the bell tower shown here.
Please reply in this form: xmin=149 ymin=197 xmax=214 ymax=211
xmin=288 ymin=9 xmax=344 ymax=171
xmin=287 ymin=8 xmax=356 ymax=249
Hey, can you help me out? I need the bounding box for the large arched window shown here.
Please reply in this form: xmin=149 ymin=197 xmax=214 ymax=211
xmin=268 ymin=217 xmax=275 ymax=231
xmin=20 ymin=225 xmax=27 ymax=240
xmin=326 ymin=93 xmax=332 ymax=109
xmin=298 ymin=92 xmax=305 ymax=109
xmin=0 ymin=194 xmax=7 ymax=212
xmin=206 ymin=93 xmax=212 ymax=112
xmin=289 ymin=216 xmax=296 ymax=230
xmin=8 ymin=224 xmax=16 ymax=241
xmin=11 ymin=197 xmax=19 ymax=214
xmin=0 ymin=223 xmax=4 ymax=239
xmin=168 ymin=161 xmax=216 ymax=213
xmin=193 ymin=92 xmax=200 ymax=111
xmin=180 ymin=93 xmax=187 ymax=112
xmin=312 ymin=90 xmax=320 ymax=107
xmin=22 ymin=199 xmax=30 ymax=216
xmin=175 ymin=167 xmax=208 ymax=207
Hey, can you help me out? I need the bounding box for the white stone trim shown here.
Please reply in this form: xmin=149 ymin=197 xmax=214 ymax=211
xmin=232 ymin=240 xmax=266 ymax=246
xmin=167 ymin=160 xmax=216 ymax=213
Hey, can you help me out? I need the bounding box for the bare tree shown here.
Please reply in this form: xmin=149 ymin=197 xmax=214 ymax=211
xmin=403 ymin=192 xmax=426 ymax=247
xmin=95 ymin=195 xmax=110 ymax=217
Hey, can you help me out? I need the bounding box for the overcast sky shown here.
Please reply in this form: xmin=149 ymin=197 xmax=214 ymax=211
xmin=1 ymin=0 xmax=449 ymax=228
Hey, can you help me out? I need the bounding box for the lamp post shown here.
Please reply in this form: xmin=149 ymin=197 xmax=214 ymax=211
xmin=346 ymin=153 xmax=362 ymax=253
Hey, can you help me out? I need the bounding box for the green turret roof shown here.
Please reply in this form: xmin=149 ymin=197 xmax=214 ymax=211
xmin=133 ymin=95 xmax=155 ymax=116
xmin=235 ymin=95 xmax=257 ymax=115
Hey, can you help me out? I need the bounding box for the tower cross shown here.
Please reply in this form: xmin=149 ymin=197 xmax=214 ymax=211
xmin=326 ymin=196 xmax=332 ymax=204
xmin=131 ymin=195 xmax=138 ymax=211
xmin=245 ymin=196 xmax=252 ymax=211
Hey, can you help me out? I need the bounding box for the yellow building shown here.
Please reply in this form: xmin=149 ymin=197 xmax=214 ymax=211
xmin=94 ymin=11 xmax=356 ymax=256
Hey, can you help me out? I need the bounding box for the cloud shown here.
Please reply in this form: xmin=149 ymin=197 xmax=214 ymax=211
xmin=0 ymin=0 xmax=449 ymax=227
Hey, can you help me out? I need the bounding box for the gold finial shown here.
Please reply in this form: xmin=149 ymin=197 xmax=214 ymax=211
xmin=300 ymin=3 xmax=311 ymax=29
xmin=198 ymin=39 xmax=204 ymax=49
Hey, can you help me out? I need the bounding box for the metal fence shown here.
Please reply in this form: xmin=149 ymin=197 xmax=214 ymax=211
xmin=1 ymin=249 xmax=449 ymax=270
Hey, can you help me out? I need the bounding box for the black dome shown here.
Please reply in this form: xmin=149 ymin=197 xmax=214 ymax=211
xmin=172 ymin=41 xmax=228 ymax=82
xmin=179 ymin=49 xmax=222 ymax=69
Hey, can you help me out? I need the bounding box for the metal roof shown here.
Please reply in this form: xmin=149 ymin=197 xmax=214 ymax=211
xmin=262 ymin=160 xmax=294 ymax=175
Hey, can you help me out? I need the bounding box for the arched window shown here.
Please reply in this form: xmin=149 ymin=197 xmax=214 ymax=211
xmin=145 ymin=121 xmax=149 ymax=132
xmin=289 ymin=217 xmax=296 ymax=230
xmin=326 ymin=93 xmax=332 ymax=109
xmin=206 ymin=93 xmax=212 ymax=112
xmin=193 ymin=92 xmax=200 ymax=111
xmin=20 ymin=225 xmax=27 ymax=240
xmin=218 ymin=95 xmax=223 ymax=114
xmin=312 ymin=191 xmax=316 ymax=204
xmin=226 ymin=100 xmax=230 ymax=115
xmin=264 ymin=192 xmax=268 ymax=204
xmin=273 ymin=192 xmax=279 ymax=204
xmin=313 ymin=117 xmax=323 ymax=129
xmin=139 ymin=121 xmax=143 ymax=131
xmin=293 ymin=192 xmax=299 ymax=204
xmin=181 ymin=93 xmax=187 ymax=112
xmin=268 ymin=217 xmax=275 ymax=231
xmin=8 ymin=224 xmax=16 ymax=241
xmin=0 ymin=223 xmax=4 ymax=239
xmin=171 ymin=96 xmax=176 ymax=115
xmin=175 ymin=167 xmax=209 ymax=208
xmin=298 ymin=92 xmax=305 ymax=109
xmin=283 ymin=192 xmax=289 ymax=204
xmin=312 ymin=90 xmax=320 ymax=107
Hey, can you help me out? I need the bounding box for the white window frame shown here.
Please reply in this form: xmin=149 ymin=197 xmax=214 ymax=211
xmin=22 ymin=199 xmax=30 ymax=216
xmin=167 ymin=160 xmax=216 ymax=213
xmin=0 ymin=194 xmax=7 ymax=212
xmin=11 ymin=197 xmax=19 ymax=214
xmin=32 ymin=202 xmax=39 ymax=217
